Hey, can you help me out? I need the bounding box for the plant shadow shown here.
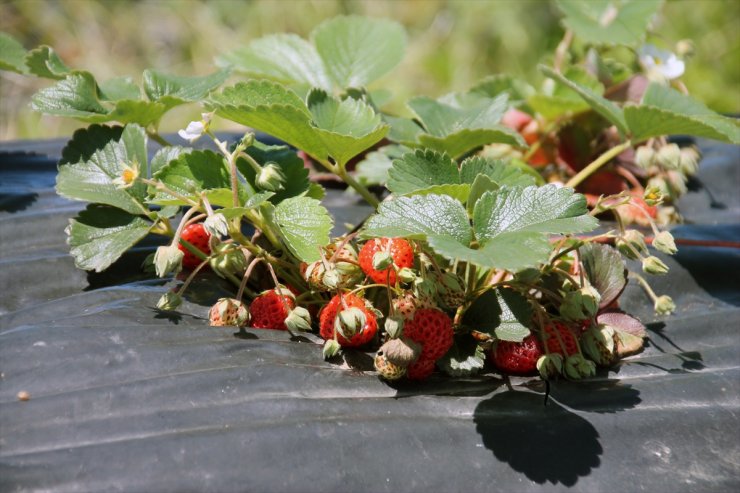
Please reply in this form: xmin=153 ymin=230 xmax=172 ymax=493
xmin=473 ymin=390 xmax=602 ymax=487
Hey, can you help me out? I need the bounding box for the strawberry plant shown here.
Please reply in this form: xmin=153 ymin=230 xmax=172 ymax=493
xmin=2 ymin=2 xmax=738 ymax=385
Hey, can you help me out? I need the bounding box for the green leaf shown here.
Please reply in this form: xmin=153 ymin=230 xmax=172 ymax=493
xmin=307 ymin=90 xmax=389 ymax=165
xmin=355 ymin=145 xmax=406 ymax=186
xmin=385 ymin=115 xmax=424 ymax=144
xmin=361 ymin=194 xmax=472 ymax=246
xmin=580 ymin=243 xmax=626 ymax=308
xmin=438 ymin=335 xmax=486 ymax=377
xmin=270 ymin=197 xmax=333 ymax=262
xmin=387 ymin=149 xmax=459 ymax=195
xmin=209 ymin=80 xmax=328 ymax=160
xmin=151 ymin=150 xmax=233 ymax=206
xmin=408 ymin=92 xmax=509 ymax=137
xmin=217 ymin=34 xmax=331 ymax=90
xmin=466 ymin=174 xmax=499 ymax=216
xmin=0 ymin=32 xmax=28 ymax=73
xmin=143 ymin=68 xmax=230 ymax=108
xmin=57 ymin=124 xmax=150 ymax=215
xmin=104 ymin=99 xmax=168 ymax=126
xmin=98 ymin=77 xmax=141 ymax=101
xmin=463 ymin=288 xmax=532 ymax=341
xmin=625 ymin=83 xmax=740 ymax=144
xmin=473 ymin=185 xmax=597 ymax=242
xmin=459 ymin=156 xmax=535 ymax=188
xmin=418 ymin=128 xmax=524 ymax=159
xmin=429 ymin=232 xmax=552 ymax=273
xmin=312 ymin=15 xmax=406 ymax=89
xmin=66 ymin=204 xmax=152 ymax=272
xmin=25 ymin=45 xmax=70 ymax=79
xmin=470 ymin=74 xmax=535 ymax=104
xmin=555 ymin=0 xmax=662 ymax=45
xmin=211 ymin=80 xmax=387 ymax=166
xmin=31 ymin=71 xmax=109 ymax=119
xmin=429 ymin=185 xmax=597 ymax=272
xmin=539 ymin=65 xmax=627 ymax=134
xmin=150 ymin=146 xmax=192 ymax=177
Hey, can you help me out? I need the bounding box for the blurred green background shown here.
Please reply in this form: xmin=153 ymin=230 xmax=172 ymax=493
xmin=1 ymin=0 xmax=738 ymax=140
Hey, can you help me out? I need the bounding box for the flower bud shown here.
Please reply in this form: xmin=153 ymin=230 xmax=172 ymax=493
xmin=654 ymin=295 xmax=676 ymax=315
xmin=666 ymin=170 xmax=688 ymax=197
xmin=656 ymin=143 xmax=682 ymax=170
xmin=157 ymin=291 xmax=182 ymax=311
xmin=285 ymin=306 xmax=312 ymax=332
xmin=675 ymin=39 xmax=695 ymax=58
xmin=322 ymin=268 xmax=341 ymax=290
xmin=634 ymin=146 xmax=656 ymax=169
xmin=652 ymin=231 xmax=677 ymax=255
xmin=240 ymin=132 xmax=255 ymax=149
xmin=334 ymin=307 xmax=367 ymax=340
xmin=642 ymin=256 xmax=669 ymax=275
xmin=617 ymin=229 xmax=647 ymax=260
xmin=537 ymin=353 xmax=564 ymax=379
xmin=256 ymin=163 xmax=286 ymax=192
xmin=322 ymin=339 xmax=341 ymax=360
xmin=154 ymin=245 xmax=184 ymax=278
xmin=679 ymin=147 xmax=700 ymax=175
xmin=204 ymin=213 xmax=229 ymax=238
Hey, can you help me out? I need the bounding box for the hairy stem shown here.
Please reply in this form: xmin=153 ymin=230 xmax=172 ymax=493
xmin=566 ymin=140 xmax=632 ymax=189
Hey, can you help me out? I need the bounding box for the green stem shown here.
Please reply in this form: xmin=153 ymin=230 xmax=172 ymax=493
xmin=338 ymin=166 xmax=380 ymax=208
xmin=566 ymin=140 xmax=632 ymax=189
xmin=147 ymin=131 xmax=172 ymax=147
xmin=629 ymin=272 xmax=659 ymax=303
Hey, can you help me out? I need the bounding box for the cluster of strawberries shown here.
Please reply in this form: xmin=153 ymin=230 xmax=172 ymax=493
xmin=179 ymin=222 xmax=605 ymax=382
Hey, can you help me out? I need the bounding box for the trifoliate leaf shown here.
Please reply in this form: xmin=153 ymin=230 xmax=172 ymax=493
xmin=269 ymin=197 xmax=333 ymax=262
xmin=0 ymin=32 xmax=27 ymax=73
xmin=463 ymin=288 xmax=532 ymax=341
xmin=580 ymin=243 xmax=627 ymax=308
xmin=66 ymin=204 xmax=152 ymax=272
xmin=312 ymin=15 xmax=406 ymax=89
xmin=470 ymin=74 xmax=535 ymax=106
xmin=150 ymin=150 xmax=234 ymax=206
xmin=625 ymin=83 xmax=740 ymax=144
xmin=539 ymin=65 xmax=627 ymax=134
xmin=361 ymin=194 xmax=472 ymax=246
xmin=438 ymin=335 xmax=486 ymax=377
xmin=57 ymin=124 xmax=150 ymax=215
xmin=217 ymin=33 xmax=332 ymax=91
xmin=24 ymin=45 xmax=70 ymax=79
xmin=555 ymin=0 xmax=662 ymax=46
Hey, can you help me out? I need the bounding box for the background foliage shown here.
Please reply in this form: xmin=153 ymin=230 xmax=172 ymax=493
xmin=1 ymin=0 xmax=738 ymax=140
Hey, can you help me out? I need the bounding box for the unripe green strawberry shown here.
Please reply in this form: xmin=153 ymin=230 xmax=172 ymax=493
xmin=434 ymin=272 xmax=467 ymax=309
xmin=209 ymin=298 xmax=250 ymax=327
xmin=580 ymin=324 xmax=616 ymax=366
xmin=210 ymin=243 xmax=247 ymax=277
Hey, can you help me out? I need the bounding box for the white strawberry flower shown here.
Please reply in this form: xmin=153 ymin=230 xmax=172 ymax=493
xmin=638 ymin=44 xmax=685 ymax=81
xmin=177 ymin=112 xmax=214 ymax=143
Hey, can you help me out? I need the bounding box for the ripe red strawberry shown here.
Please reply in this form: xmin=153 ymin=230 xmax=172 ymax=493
xmin=319 ymin=292 xmax=377 ymax=347
xmin=250 ymin=289 xmax=295 ymax=330
xmin=406 ymin=357 xmax=436 ymax=381
xmin=403 ymin=308 xmax=454 ymax=361
xmin=491 ymin=335 xmax=543 ymax=375
xmin=543 ymin=321 xmax=579 ymax=356
xmin=358 ymin=237 xmax=414 ymax=285
xmin=178 ymin=223 xmax=211 ymax=269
